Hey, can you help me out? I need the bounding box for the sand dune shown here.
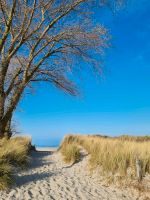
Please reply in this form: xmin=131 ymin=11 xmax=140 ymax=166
xmin=0 ymin=149 xmax=148 ymax=200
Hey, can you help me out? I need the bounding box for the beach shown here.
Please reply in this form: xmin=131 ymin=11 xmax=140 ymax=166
xmin=0 ymin=148 xmax=149 ymax=200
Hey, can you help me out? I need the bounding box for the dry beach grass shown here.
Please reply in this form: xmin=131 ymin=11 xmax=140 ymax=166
xmin=0 ymin=137 xmax=31 ymax=189
xmin=60 ymin=135 xmax=150 ymax=181
xmin=60 ymin=143 xmax=81 ymax=164
xmin=0 ymin=135 xmax=149 ymax=200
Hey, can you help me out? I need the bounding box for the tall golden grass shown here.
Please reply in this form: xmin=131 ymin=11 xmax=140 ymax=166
xmin=60 ymin=143 xmax=81 ymax=163
xmin=0 ymin=136 xmax=31 ymax=190
xmin=60 ymin=135 xmax=150 ymax=180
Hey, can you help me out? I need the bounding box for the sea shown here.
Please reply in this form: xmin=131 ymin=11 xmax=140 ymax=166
xmin=32 ymin=138 xmax=61 ymax=148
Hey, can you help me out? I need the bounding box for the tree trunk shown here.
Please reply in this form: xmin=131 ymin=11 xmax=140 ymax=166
xmin=0 ymin=114 xmax=13 ymax=138
xmin=0 ymin=61 xmax=9 ymax=138
xmin=0 ymin=102 xmax=4 ymax=138
xmin=3 ymin=118 xmax=12 ymax=138
xmin=0 ymin=85 xmax=25 ymax=138
xmin=0 ymin=76 xmax=5 ymax=138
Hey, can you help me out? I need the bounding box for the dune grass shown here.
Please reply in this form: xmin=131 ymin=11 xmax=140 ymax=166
xmin=0 ymin=163 xmax=13 ymax=190
xmin=60 ymin=135 xmax=150 ymax=180
xmin=0 ymin=136 xmax=31 ymax=190
xmin=59 ymin=140 xmax=81 ymax=164
xmin=116 ymin=135 xmax=150 ymax=142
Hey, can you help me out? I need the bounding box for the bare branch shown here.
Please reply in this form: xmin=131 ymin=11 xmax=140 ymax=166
xmin=0 ymin=0 xmax=16 ymax=53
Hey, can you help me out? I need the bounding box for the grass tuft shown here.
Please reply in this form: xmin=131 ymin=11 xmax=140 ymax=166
xmin=0 ymin=136 xmax=31 ymax=190
xmin=0 ymin=163 xmax=13 ymax=190
xmin=60 ymin=141 xmax=81 ymax=164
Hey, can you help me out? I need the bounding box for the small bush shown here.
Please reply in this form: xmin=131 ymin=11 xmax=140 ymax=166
xmin=60 ymin=144 xmax=81 ymax=164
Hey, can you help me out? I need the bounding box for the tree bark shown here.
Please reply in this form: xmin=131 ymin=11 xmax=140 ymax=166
xmin=0 ymin=85 xmax=25 ymax=138
xmin=0 ymin=110 xmax=13 ymax=138
xmin=0 ymin=71 xmax=5 ymax=138
xmin=0 ymin=119 xmax=12 ymax=138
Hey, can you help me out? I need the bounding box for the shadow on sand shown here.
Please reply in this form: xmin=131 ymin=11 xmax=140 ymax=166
xmin=28 ymin=151 xmax=54 ymax=169
xmin=15 ymin=171 xmax=54 ymax=187
xmin=14 ymin=151 xmax=56 ymax=187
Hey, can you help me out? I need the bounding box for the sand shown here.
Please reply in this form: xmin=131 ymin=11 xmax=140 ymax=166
xmin=36 ymin=147 xmax=58 ymax=152
xmin=0 ymin=148 xmax=149 ymax=200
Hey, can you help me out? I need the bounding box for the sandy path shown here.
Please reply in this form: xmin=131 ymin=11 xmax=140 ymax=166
xmin=0 ymin=150 xmax=146 ymax=200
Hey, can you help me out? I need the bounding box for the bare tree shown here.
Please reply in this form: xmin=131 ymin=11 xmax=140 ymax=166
xmin=0 ymin=0 xmax=122 ymax=138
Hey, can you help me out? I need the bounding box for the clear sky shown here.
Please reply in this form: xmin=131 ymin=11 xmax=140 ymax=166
xmin=15 ymin=0 xmax=150 ymax=146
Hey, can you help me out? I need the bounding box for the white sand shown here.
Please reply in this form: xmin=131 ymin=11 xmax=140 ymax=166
xmin=36 ymin=147 xmax=58 ymax=152
xmin=0 ymin=148 xmax=149 ymax=200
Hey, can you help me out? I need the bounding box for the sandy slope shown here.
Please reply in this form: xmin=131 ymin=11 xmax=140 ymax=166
xmin=0 ymin=149 xmax=148 ymax=200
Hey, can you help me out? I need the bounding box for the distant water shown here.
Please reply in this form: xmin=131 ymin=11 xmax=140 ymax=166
xmin=32 ymin=138 xmax=61 ymax=148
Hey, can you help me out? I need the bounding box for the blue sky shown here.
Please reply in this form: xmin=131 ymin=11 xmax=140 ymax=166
xmin=15 ymin=0 xmax=150 ymax=146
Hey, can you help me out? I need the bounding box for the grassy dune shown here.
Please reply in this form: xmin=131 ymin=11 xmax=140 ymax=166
xmin=0 ymin=137 xmax=31 ymax=190
xmin=60 ymin=135 xmax=150 ymax=180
